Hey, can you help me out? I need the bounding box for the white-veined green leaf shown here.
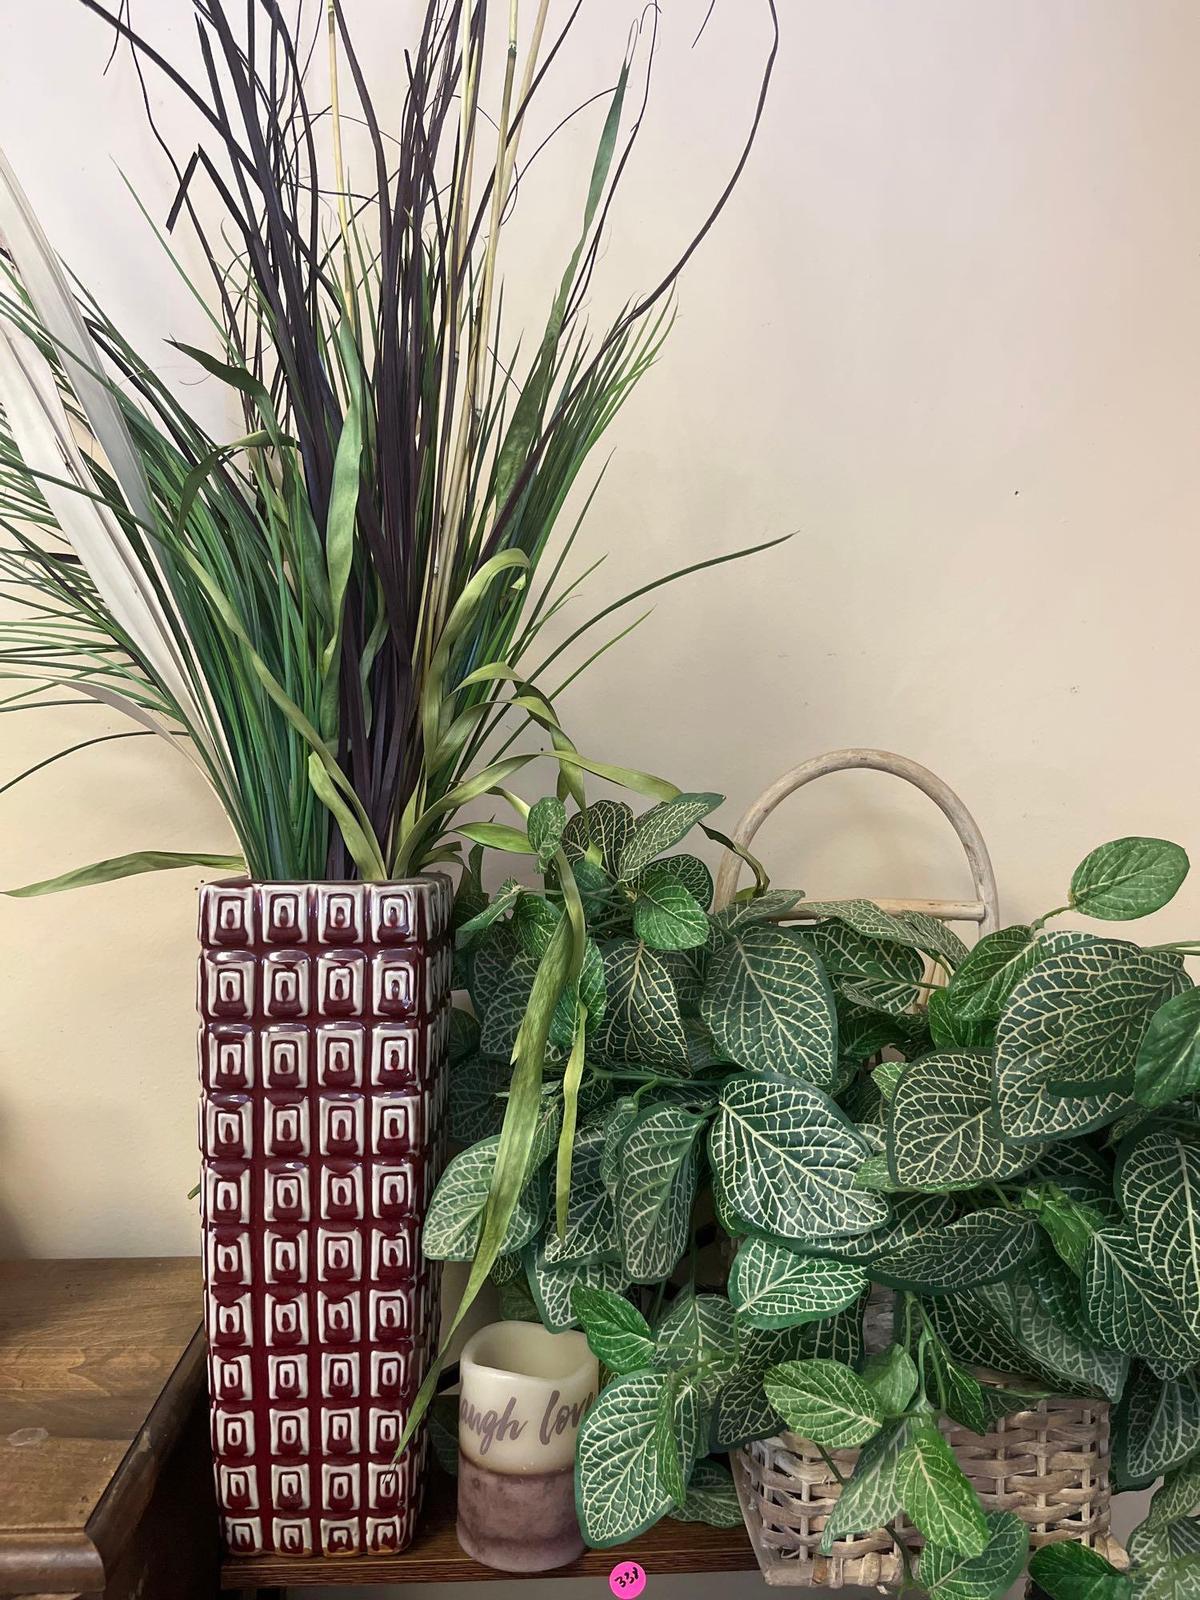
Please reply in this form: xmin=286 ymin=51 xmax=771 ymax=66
xmin=808 ymin=918 xmax=925 ymax=1016
xmin=888 ymin=1050 xmax=1033 ymax=1192
xmin=596 ymin=938 xmax=688 ymax=1067
xmin=710 ymin=1073 xmax=888 ymax=1241
xmin=632 ymin=853 xmax=714 ymax=910
xmin=944 ymin=927 xmax=1040 ymax=1022
xmin=669 ymin=1458 xmax=741 ymax=1526
xmin=729 ymin=1236 xmax=866 ymax=1329
xmin=632 ymin=865 xmax=710 ymax=951
xmin=1083 ymin=1227 xmax=1200 ymax=1375
xmin=868 ymin=1209 xmax=1038 ymax=1294
xmin=712 ymin=1310 xmax=865 ymax=1450
xmin=994 ymin=935 xmax=1157 ymax=1140
xmin=713 ymin=889 xmax=803 ymax=931
xmin=1136 ymin=988 xmax=1200 ymax=1109
xmin=562 ymin=799 xmax=634 ymax=874
xmin=1133 ymin=1557 xmax=1200 ymax=1600
xmin=526 ymin=1245 xmax=626 ymax=1333
xmin=860 ymin=1345 xmax=919 ymax=1417
xmin=575 ymin=1371 xmax=702 ymax=1547
xmin=1071 ymin=837 xmax=1190 ymax=921
xmin=617 ymin=1106 xmax=705 ymax=1281
xmin=898 ymin=1422 xmax=989 ymax=1557
xmin=701 ymin=925 xmax=838 ymax=1085
xmin=818 ymin=1416 xmax=919 ymax=1552
xmin=617 ymin=792 xmax=723 ymax=880
xmin=449 ymin=1054 xmax=511 ymax=1144
xmin=764 ymin=1357 xmax=884 ymax=1448
xmin=654 ymin=1292 xmax=739 ymax=1397
xmin=528 ymin=796 xmax=567 ymax=867
xmin=919 ymin=1511 xmax=1028 ymax=1600
xmin=1114 ymin=1365 xmax=1200 ymax=1485
xmin=1029 ymin=1541 xmax=1132 ymax=1600
xmin=1119 ymin=1127 xmax=1200 ymax=1339
xmin=572 ymin=1286 xmax=655 ymax=1375
xmin=423 ymin=1137 xmax=545 ymax=1261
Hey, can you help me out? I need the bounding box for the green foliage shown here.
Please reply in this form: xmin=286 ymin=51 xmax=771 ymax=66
xmin=1030 ymin=1541 xmax=1134 ymax=1600
xmin=764 ymin=1358 xmax=885 ymax=1448
xmin=897 ymin=1421 xmax=990 ymax=1556
xmin=431 ymin=815 xmax=1200 ymax=1566
xmin=1070 ymin=839 xmax=1190 ymax=921
xmin=918 ymin=1511 xmax=1029 ymax=1600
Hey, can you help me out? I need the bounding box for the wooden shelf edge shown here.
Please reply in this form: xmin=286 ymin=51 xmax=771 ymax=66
xmin=220 ymin=1477 xmax=757 ymax=1587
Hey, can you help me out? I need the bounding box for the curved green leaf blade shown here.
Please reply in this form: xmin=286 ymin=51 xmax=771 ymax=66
xmin=5 ymin=849 xmax=244 ymax=896
xmin=544 ymin=1119 xmax=619 ymax=1266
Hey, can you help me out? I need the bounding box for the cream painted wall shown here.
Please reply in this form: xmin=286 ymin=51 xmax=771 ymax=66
xmin=1 ymin=0 xmax=1199 ymax=1274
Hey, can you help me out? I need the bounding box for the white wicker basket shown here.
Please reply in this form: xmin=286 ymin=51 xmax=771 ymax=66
xmin=733 ymin=1385 xmax=1120 ymax=1589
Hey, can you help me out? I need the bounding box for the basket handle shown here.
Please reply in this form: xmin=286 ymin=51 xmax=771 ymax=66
xmin=713 ymin=747 xmax=1000 ymax=934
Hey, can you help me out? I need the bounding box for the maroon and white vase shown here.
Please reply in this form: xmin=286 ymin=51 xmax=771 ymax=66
xmin=197 ymin=875 xmax=453 ymax=1558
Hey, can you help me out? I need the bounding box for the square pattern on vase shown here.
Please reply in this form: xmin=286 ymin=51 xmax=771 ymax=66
xmin=199 ymin=876 xmax=452 ymax=1558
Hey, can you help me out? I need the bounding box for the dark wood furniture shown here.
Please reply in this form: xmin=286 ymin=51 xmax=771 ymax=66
xmin=0 ymin=1257 xmax=216 ymax=1600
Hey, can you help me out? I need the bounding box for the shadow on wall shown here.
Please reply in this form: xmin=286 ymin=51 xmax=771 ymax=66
xmin=0 ymin=1101 xmax=27 ymax=1257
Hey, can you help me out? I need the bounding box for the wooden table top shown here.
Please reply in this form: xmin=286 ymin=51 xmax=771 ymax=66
xmin=222 ymin=1469 xmax=757 ymax=1587
xmin=0 ymin=1257 xmax=205 ymax=1596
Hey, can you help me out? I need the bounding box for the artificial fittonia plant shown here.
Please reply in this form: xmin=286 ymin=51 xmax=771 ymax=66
xmin=429 ymin=809 xmax=1200 ymax=1593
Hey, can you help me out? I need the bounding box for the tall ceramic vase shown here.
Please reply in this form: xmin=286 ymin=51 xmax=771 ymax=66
xmin=197 ymin=875 xmax=453 ymax=1559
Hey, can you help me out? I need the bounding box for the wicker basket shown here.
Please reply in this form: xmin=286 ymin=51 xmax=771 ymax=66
xmin=733 ymin=1381 xmax=1122 ymax=1589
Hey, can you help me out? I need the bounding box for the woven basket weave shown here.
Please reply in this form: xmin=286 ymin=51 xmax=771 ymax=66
xmin=733 ymin=1380 xmax=1121 ymax=1589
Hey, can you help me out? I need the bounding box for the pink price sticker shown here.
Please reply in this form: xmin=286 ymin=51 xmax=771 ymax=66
xmin=608 ymin=1559 xmax=647 ymax=1598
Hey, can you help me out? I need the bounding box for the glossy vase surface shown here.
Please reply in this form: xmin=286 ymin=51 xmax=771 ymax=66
xmin=197 ymin=875 xmax=453 ymax=1558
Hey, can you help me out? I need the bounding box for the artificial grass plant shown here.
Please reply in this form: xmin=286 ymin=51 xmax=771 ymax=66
xmin=0 ymin=0 xmax=780 ymax=889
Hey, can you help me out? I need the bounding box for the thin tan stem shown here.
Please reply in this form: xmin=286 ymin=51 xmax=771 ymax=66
xmin=326 ymin=0 xmax=355 ymax=318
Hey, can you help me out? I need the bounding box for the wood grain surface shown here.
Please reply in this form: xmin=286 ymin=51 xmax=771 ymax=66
xmin=0 ymin=1257 xmax=206 ymax=1594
